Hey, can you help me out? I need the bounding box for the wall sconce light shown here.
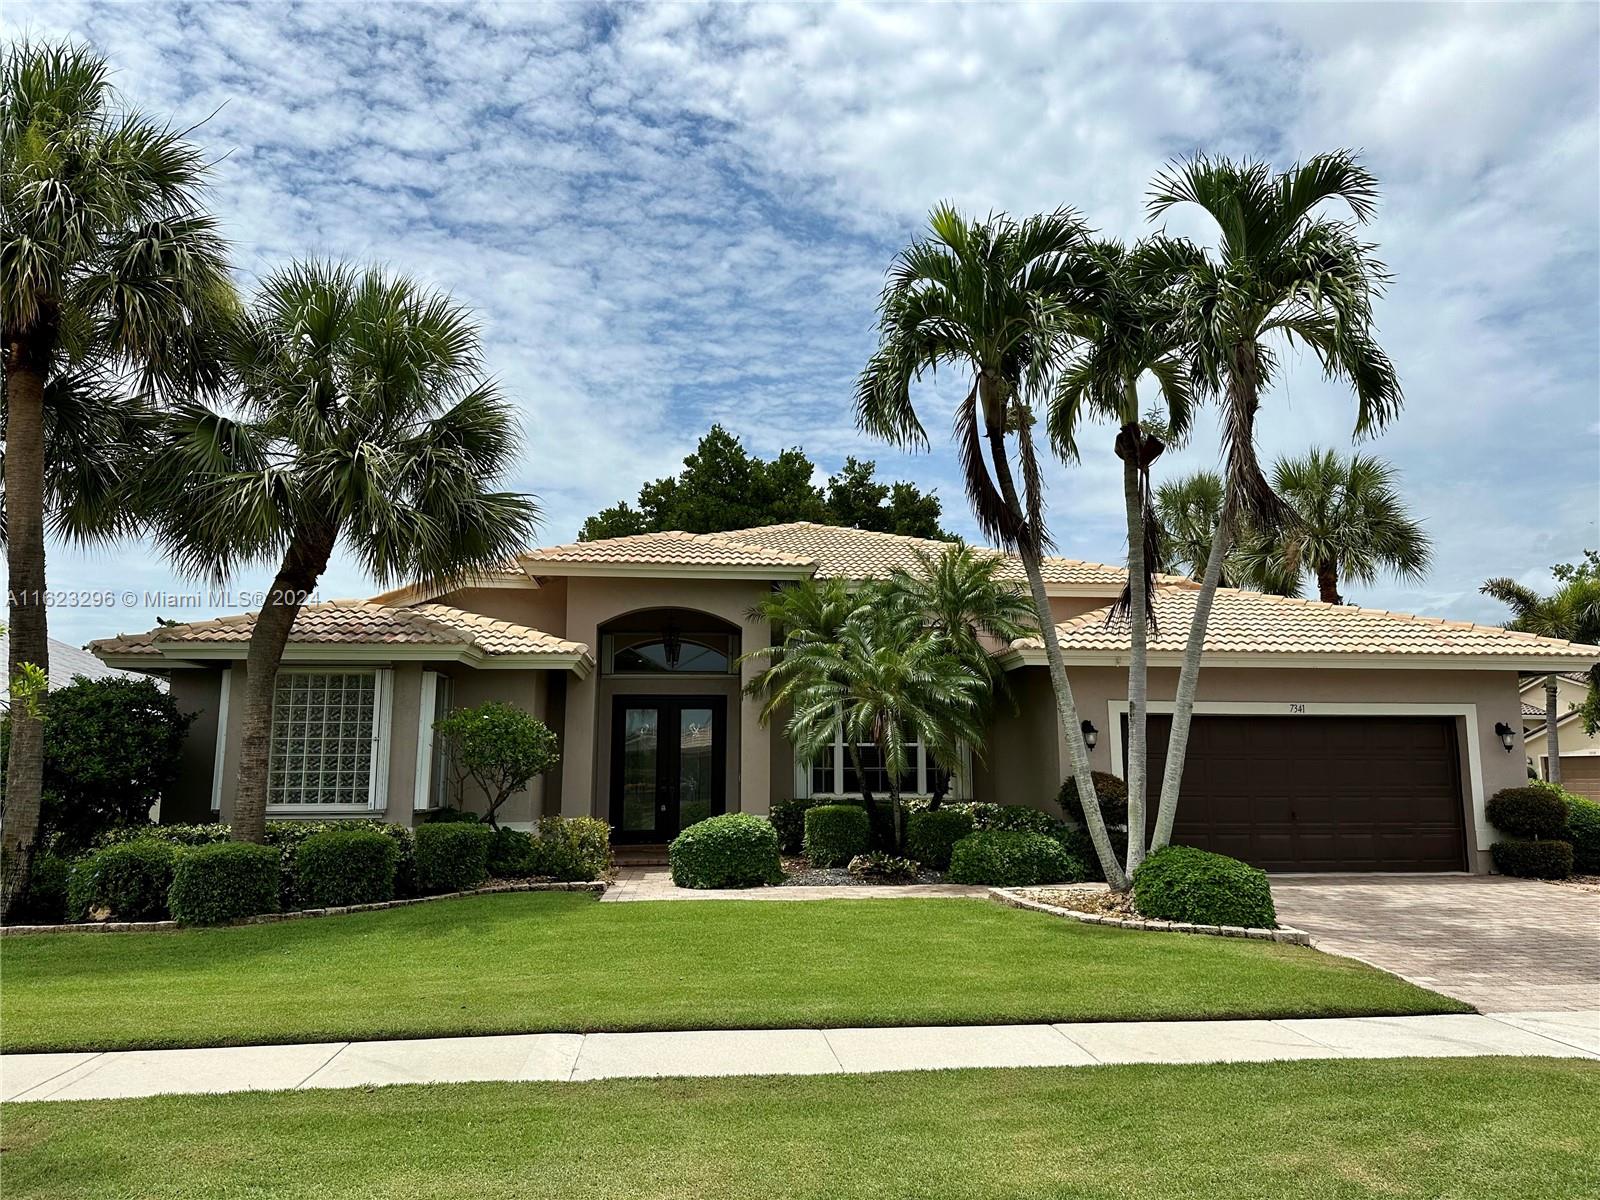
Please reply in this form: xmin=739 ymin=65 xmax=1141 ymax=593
xmin=1494 ymin=722 xmax=1515 ymax=753
xmin=1081 ymin=720 xmax=1099 ymax=750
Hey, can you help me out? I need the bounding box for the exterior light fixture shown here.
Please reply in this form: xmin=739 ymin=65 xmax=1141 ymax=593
xmin=1081 ymin=720 xmax=1099 ymax=750
xmin=1494 ymin=722 xmax=1515 ymax=753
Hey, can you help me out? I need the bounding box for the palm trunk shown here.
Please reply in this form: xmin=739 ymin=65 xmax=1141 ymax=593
xmin=1316 ymin=561 xmax=1341 ymax=605
xmin=844 ymin=741 xmax=880 ymax=840
xmin=1121 ymin=446 xmax=1149 ymax=875
xmin=1546 ymin=675 xmax=1561 ymax=784
xmin=978 ymin=378 xmax=1127 ymax=890
xmin=1151 ymin=513 xmax=1233 ymax=850
xmin=0 ymin=355 xmax=50 ymax=921
xmin=230 ymin=526 xmax=337 ymax=842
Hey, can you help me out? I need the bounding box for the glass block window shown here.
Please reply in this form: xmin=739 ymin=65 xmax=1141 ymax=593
xmin=268 ymin=672 xmax=378 ymax=807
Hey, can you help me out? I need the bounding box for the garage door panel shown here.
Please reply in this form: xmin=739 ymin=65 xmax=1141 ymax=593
xmin=1143 ymin=715 xmax=1467 ymax=873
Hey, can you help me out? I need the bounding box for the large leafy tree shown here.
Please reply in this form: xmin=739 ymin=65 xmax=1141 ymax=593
xmin=579 ymin=425 xmax=950 ymax=541
xmin=141 ymin=262 xmax=540 ymax=843
xmin=1482 ymin=552 xmax=1600 ymax=785
xmin=1 ymin=40 xmax=232 ymax=915
xmin=1144 ymin=152 xmax=1403 ymax=851
xmin=854 ymin=203 xmax=1128 ymax=888
xmin=1046 ymin=237 xmax=1194 ymax=874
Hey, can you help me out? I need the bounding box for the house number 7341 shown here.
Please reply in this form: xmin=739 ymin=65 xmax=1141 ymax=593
xmin=1287 ymin=703 xmax=1307 ymax=714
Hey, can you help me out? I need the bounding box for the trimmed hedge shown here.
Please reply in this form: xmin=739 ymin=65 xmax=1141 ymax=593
xmin=1564 ymin=794 xmax=1600 ymax=875
xmin=528 ymin=815 xmax=612 ymax=882
xmin=167 ymin=842 xmax=281 ymax=925
xmin=418 ymin=807 xmax=481 ymax=823
xmin=669 ymin=813 xmax=784 ymax=889
xmin=905 ymin=809 xmax=975 ymax=870
xmin=947 ymin=830 xmax=1084 ymax=887
xmin=804 ymin=804 xmax=872 ymax=868
xmin=293 ymin=828 xmax=399 ymax=908
xmin=489 ymin=827 xmax=537 ymax=877
xmin=66 ymin=840 xmax=176 ymax=922
xmin=1132 ymin=845 xmax=1276 ymax=929
xmin=16 ymin=851 xmax=72 ymax=923
xmin=413 ymin=822 xmax=494 ymax=894
xmin=1491 ymin=838 xmax=1574 ymax=880
xmin=1486 ymin=783 xmax=1570 ymax=840
xmin=769 ymin=798 xmax=821 ymax=855
xmin=1057 ymin=771 xmax=1130 ymax=827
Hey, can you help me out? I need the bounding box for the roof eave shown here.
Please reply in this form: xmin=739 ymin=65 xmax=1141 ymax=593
xmin=98 ymin=642 xmax=594 ymax=676
xmin=516 ymin=561 xmax=816 ymax=581
xmin=999 ymin=648 xmax=1600 ymax=672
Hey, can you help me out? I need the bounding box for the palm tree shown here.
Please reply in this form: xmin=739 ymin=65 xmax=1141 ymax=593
xmin=140 ymin=262 xmax=539 ymax=842
xmin=1153 ymin=470 xmax=1306 ymax=598
xmin=1 ymin=40 xmax=233 ymax=916
xmin=854 ymin=204 xmax=1129 ymax=888
xmin=1144 ymin=152 xmax=1403 ymax=851
xmin=1046 ymin=237 xmax=1194 ymax=873
xmin=1481 ymin=569 xmax=1600 ymax=785
xmin=1269 ymin=448 xmax=1430 ymax=604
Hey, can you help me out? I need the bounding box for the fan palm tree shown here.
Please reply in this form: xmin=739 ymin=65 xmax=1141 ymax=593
xmin=1153 ymin=470 xmax=1303 ymax=597
xmin=1046 ymin=237 xmax=1195 ymax=872
xmin=1 ymin=40 xmax=233 ymax=916
xmin=1144 ymin=152 xmax=1404 ymax=851
xmin=854 ymin=203 xmax=1128 ymax=888
xmin=139 ymin=262 xmax=539 ymax=842
xmin=1268 ymin=448 xmax=1430 ymax=604
xmin=1480 ymin=570 xmax=1600 ymax=785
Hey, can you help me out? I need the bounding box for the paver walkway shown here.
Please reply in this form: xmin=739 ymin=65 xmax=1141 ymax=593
xmin=603 ymin=866 xmax=989 ymax=902
xmin=1271 ymin=875 xmax=1600 ymax=1012
xmin=4 ymin=1011 xmax=1594 ymax=1102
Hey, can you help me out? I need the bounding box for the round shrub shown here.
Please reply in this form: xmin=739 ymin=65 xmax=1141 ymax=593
xmin=1057 ymin=771 xmax=1130 ymax=827
xmin=947 ymin=830 xmax=1085 ymax=887
xmin=804 ymin=804 xmax=871 ymax=868
xmin=982 ymin=805 xmax=1069 ymax=838
xmin=1491 ymin=838 xmax=1574 ymax=880
xmin=1563 ymin=794 xmax=1600 ymax=875
xmin=413 ymin=822 xmax=494 ymax=894
xmin=489 ymin=827 xmax=537 ymax=878
xmin=1132 ymin=845 xmax=1276 ymax=929
xmin=16 ymin=851 xmax=72 ymax=923
xmin=669 ymin=813 xmax=783 ymax=889
xmin=527 ymin=816 xmax=612 ymax=882
xmin=66 ymin=839 xmax=176 ymax=922
xmin=167 ymin=842 xmax=281 ymax=925
xmin=906 ymin=808 xmax=975 ymax=870
xmin=1486 ymin=783 xmax=1570 ymax=840
xmin=1057 ymin=825 xmax=1131 ymax=883
xmin=769 ymin=798 xmax=823 ymax=855
xmin=293 ymin=828 xmax=399 ymax=908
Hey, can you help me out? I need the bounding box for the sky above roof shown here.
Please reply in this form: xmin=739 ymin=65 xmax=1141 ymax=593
xmin=20 ymin=1 xmax=1599 ymax=648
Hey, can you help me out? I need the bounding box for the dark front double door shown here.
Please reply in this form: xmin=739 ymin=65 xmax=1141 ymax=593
xmin=610 ymin=696 xmax=727 ymax=843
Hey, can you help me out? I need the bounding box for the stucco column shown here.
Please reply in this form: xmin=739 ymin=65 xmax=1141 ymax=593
xmin=738 ymin=613 xmax=772 ymax=816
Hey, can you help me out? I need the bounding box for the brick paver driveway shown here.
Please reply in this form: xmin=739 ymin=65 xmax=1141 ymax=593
xmin=1272 ymin=875 xmax=1600 ymax=1012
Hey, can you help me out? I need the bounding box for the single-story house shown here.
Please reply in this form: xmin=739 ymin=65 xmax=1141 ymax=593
xmin=1520 ymin=671 xmax=1600 ymax=799
xmin=92 ymin=522 xmax=1600 ymax=874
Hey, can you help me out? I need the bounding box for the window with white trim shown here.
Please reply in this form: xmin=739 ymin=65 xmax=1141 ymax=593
xmin=797 ymin=722 xmax=967 ymax=799
xmin=268 ymin=670 xmax=386 ymax=809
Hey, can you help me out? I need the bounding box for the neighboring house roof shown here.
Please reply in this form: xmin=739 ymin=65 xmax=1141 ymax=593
xmin=1518 ymin=670 xmax=1593 ymax=692
xmin=0 ymin=635 xmax=146 ymax=706
xmin=1007 ymin=584 xmax=1600 ymax=670
xmin=91 ymin=601 xmax=593 ymax=675
xmin=1522 ymin=701 xmax=1546 ymax=719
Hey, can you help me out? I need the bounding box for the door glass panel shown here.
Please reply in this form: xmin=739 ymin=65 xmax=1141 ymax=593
xmin=621 ymin=707 xmax=660 ymax=832
xmin=678 ymin=707 xmax=715 ymax=830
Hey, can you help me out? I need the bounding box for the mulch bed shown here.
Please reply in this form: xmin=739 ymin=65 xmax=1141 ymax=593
xmin=1016 ymin=886 xmax=1140 ymax=918
xmin=779 ymin=856 xmax=945 ymax=887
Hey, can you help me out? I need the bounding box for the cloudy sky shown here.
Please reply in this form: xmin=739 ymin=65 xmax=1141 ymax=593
xmin=16 ymin=1 xmax=1599 ymax=646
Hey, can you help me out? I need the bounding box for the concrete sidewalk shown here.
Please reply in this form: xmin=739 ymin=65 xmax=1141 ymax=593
xmin=5 ymin=1011 xmax=1595 ymax=1102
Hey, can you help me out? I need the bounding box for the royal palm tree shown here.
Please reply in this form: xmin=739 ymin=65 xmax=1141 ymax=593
xmin=1 ymin=40 xmax=233 ymax=915
xmin=1481 ymin=568 xmax=1600 ymax=785
xmin=1144 ymin=152 xmax=1403 ymax=851
xmin=854 ymin=204 xmax=1128 ymax=888
xmin=1046 ymin=237 xmax=1194 ymax=873
xmin=1269 ymin=448 xmax=1430 ymax=604
xmin=140 ymin=262 xmax=539 ymax=843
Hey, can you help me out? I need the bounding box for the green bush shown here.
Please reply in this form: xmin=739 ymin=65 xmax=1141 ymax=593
xmin=66 ymin=840 xmax=176 ymax=922
xmin=1491 ymin=838 xmax=1574 ymax=880
xmin=413 ymin=822 xmax=494 ymax=893
xmin=669 ymin=813 xmax=783 ymax=889
xmin=15 ymin=851 xmax=73 ymax=923
xmin=167 ymin=842 xmax=281 ymax=925
xmin=527 ymin=816 xmax=612 ymax=882
xmin=1058 ymin=825 xmax=1131 ymax=883
xmin=770 ymin=798 xmax=823 ymax=854
xmin=1565 ymin=794 xmax=1600 ymax=875
xmin=847 ymin=852 xmax=919 ymax=882
xmin=1486 ymin=783 xmax=1570 ymax=840
xmin=1057 ymin=771 xmax=1130 ymax=828
xmin=947 ymin=830 xmax=1084 ymax=887
xmin=433 ymin=701 xmax=560 ymax=827
xmin=293 ymin=828 xmax=399 ymax=908
xmin=97 ymin=822 xmax=230 ymax=849
xmin=489 ymin=827 xmax=537 ymax=877
xmin=804 ymin=804 xmax=872 ymax=868
xmin=905 ymin=808 xmax=975 ymax=870
xmin=1132 ymin=845 xmax=1277 ymax=928
xmin=419 ymin=807 xmax=480 ymax=823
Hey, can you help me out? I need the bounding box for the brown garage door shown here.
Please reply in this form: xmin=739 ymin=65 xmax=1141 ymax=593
xmin=1557 ymin=756 xmax=1600 ymax=804
xmin=1140 ymin=715 xmax=1468 ymax=872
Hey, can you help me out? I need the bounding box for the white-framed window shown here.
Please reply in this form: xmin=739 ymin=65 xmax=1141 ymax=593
xmin=268 ymin=669 xmax=392 ymax=812
xmin=413 ymin=671 xmax=453 ymax=811
xmin=794 ymin=720 xmax=969 ymax=800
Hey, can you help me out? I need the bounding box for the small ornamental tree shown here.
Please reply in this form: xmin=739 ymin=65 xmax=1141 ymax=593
xmin=434 ymin=702 xmax=560 ymax=828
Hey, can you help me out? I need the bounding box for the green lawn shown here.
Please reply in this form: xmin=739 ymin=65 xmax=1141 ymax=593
xmin=4 ymin=1058 xmax=1594 ymax=1199
xmin=0 ymin=892 xmax=1466 ymax=1053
